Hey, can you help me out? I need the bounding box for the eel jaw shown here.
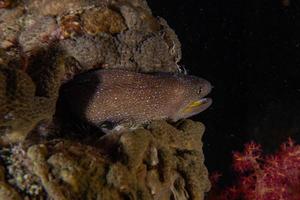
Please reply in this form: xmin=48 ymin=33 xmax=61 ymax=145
xmin=172 ymin=97 xmax=212 ymax=121
xmin=183 ymin=97 xmax=212 ymax=115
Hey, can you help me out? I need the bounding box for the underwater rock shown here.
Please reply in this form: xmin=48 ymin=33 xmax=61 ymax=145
xmin=0 ymin=0 xmax=211 ymax=199
xmin=0 ymin=120 xmax=210 ymax=199
xmin=0 ymin=162 xmax=22 ymax=200
xmin=0 ymin=0 xmax=181 ymax=73
xmin=0 ymin=0 xmax=183 ymax=143
xmin=27 ymin=0 xmax=101 ymax=16
xmin=60 ymin=34 xmax=119 ymax=69
xmin=0 ymin=5 xmax=23 ymax=49
xmin=18 ymin=16 xmax=58 ymax=55
xmin=0 ymin=61 xmax=63 ymax=144
xmin=82 ymin=7 xmax=127 ymax=35
xmin=0 ymin=0 xmax=13 ymax=9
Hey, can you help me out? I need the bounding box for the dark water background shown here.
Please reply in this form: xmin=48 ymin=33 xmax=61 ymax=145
xmin=148 ymin=0 xmax=300 ymax=186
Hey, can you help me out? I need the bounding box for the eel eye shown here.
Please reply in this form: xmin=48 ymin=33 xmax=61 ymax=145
xmin=197 ymin=87 xmax=202 ymax=94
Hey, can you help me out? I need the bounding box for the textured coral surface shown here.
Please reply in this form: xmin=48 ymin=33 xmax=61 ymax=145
xmin=0 ymin=0 xmax=182 ymax=145
xmin=0 ymin=120 xmax=210 ymax=200
xmin=0 ymin=0 xmax=210 ymax=199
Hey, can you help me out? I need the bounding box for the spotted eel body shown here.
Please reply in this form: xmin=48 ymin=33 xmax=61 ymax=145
xmin=61 ymin=69 xmax=212 ymax=126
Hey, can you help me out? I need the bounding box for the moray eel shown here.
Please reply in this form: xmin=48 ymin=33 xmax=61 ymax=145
xmin=61 ymin=69 xmax=212 ymax=126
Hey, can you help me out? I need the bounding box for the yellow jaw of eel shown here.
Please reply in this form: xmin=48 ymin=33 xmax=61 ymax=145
xmin=180 ymin=98 xmax=212 ymax=118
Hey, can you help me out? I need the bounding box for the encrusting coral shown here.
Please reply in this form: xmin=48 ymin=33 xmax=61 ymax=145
xmin=0 ymin=62 xmax=63 ymax=144
xmin=0 ymin=120 xmax=210 ymax=200
xmin=0 ymin=0 xmax=210 ymax=199
xmin=0 ymin=0 xmax=183 ymax=147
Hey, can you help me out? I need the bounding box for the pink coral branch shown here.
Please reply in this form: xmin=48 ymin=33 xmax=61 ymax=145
xmin=208 ymin=138 xmax=300 ymax=200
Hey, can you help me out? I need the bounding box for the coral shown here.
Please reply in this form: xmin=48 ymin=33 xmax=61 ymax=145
xmin=0 ymin=5 xmax=23 ymax=49
xmin=0 ymin=0 xmax=12 ymax=9
xmin=18 ymin=16 xmax=58 ymax=55
xmin=82 ymin=7 xmax=126 ymax=35
xmin=58 ymin=14 xmax=82 ymax=39
xmin=132 ymin=34 xmax=177 ymax=72
xmin=0 ymin=161 xmax=22 ymax=200
xmin=0 ymin=145 xmax=44 ymax=198
xmin=111 ymin=18 xmax=181 ymax=72
xmin=60 ymin=34 xmax=118 ymax=69
xmin=0 ymin=120 xmax=210 ymax=199
xmin=0 ymin=182 xmax=22 ymax=200
xmin=0 ymin=0 xmax=210 ymax=199
xmin=158 ymin=18 xmax=182 ymax=64
xmin=27 ymin=0 xmax=101 ymax=16
xmin=209 ymin=139 xmax=300 ymax=200
xmin=0 ymin=0 xmax=183 ymax=144
xmin=0 ymin=62 xmax=63 ymax=144
xmin=1 ymin=0 xmax=181 ymax=72
xmin=117 ymin=2 xmax=158 ymax=32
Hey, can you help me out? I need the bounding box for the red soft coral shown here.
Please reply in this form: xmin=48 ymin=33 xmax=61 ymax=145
xmin=209 ymin=138 xmax=300 ymax=200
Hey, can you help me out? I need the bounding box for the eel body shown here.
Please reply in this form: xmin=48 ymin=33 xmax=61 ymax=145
xmin=61 ymin=69 xmax=212 ymax=126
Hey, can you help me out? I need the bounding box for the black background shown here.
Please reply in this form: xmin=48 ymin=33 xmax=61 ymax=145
xmin=148 ymin=0 xmax=300 ymax=185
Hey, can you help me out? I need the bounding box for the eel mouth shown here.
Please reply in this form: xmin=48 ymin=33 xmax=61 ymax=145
xmin=199 ymin=97 xmax=212 ymax=111
xmin=179 ymin=97 xmax=212 ymax=117
xmin=187 ymin=97 xmax=212 ymax=114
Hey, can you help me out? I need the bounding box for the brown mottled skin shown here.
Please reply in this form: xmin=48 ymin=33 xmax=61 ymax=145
xmin=61 ymin=69 xmax=212 ymax=126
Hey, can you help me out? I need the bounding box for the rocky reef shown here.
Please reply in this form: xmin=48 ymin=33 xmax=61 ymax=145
xmin=0 ymin=0 xmax=210 ymax=199
xmin=0 ymin=120 xmax=209 ymax=200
